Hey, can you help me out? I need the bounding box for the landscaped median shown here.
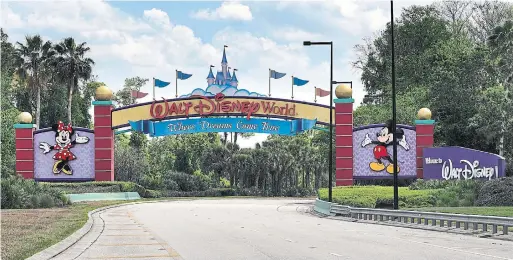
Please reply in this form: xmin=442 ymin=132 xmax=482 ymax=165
xmin=318 ymin=186 xmax=438 ymax=208
xmin=317 ymin=177 xmax=513 ymax=217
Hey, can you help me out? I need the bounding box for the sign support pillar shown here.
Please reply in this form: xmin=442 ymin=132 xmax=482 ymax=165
xmin=334 ymin=97 xmax=354 ymax=186
xmin=93 ymin=100 xmax=115 ymax=181
xmin=415 ymin=108 xmax=435 ymax=179
xmin=14 ymin=122 xmax=36 ymax=179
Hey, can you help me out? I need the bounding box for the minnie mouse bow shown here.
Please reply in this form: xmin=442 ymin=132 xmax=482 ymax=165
xmin=57 ymin=121 xmax=73 ymax=132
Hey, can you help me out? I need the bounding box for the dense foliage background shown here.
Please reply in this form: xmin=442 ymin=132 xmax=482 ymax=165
xmin=1 ymin=1 xmax=512 ymax=208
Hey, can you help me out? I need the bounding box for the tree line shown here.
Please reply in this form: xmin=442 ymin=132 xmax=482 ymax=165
xmin=114 ymin=129 xmax=333 ymax=196
xmin=2 ymin=1 xmax=511 ymax=189
xmin=353 ymin=1 xmax=513 ymax=175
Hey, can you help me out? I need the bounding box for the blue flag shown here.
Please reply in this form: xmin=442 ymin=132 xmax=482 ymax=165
xmin=154 ymin=78 xmax=170 ymax=88
xmin=177 ymin=71 xmax=192 ymax=80
xmin=293 ymin=76 xmax=309 ymax=86
xmin=270 ymin=69 xmax=286 ymax=79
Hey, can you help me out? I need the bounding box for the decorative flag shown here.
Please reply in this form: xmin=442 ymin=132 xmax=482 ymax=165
xmin=292 ymin=76 xmax=309 ymax=86
xmin=154 ymin=78 xmax=170 ymax=88
xmin=177 ymin=71 xmax=192 ymax=80
xmin=315 ymin=87 xmax=330 ymax=97
xmin=269 ymin=69 xmax=286 ymax=79
xmin=131 ymin=90 xmax=148 ymax=99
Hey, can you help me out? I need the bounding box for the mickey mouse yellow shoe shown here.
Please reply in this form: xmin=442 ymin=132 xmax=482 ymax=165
xmin=386 ymin=164 xmax=400 ymax=174
xmin=369 ymin=162 xmax=386 ymax=172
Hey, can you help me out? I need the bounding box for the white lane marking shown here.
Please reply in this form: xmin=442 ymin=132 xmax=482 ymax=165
xmin=330 ymin=253 xmax=342 ymax=257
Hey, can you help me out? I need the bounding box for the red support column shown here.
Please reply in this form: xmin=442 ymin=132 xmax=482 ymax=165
xmin=334 ymin=97 xmax=354 ymax=186
xmin=415 ymin=109 xmax=435 ymax=179
xmin=14 ymin=113 xmax=36 ymax=179
xmin=93 ymin=100 xmax=114 ymax=181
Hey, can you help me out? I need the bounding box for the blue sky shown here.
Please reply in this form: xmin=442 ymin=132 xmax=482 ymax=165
xmin=1 ymin=0 xmax=432 ymax=147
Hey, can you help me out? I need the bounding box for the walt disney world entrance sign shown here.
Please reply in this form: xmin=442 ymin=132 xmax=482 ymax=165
xmin=112 ymin=93 xmax=333 ymax=136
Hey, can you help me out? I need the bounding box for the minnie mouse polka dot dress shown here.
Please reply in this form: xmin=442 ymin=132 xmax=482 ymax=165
xmin=52 ymin=143 xmax=76 ymax=161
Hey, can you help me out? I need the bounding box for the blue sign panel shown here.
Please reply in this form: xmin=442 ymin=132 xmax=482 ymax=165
xmin=129 ymin=117 xmax=317 ymax=137
xmin=423 ymin=146 xmax=506 ymax=180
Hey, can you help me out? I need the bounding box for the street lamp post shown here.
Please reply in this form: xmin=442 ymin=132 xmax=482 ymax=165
xmin=303 ymin=41 xmax=334 ymax=202
xmin=390 ymin=0 xmax=399 ymax=210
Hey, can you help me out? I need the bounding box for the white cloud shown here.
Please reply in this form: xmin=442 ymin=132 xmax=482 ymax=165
xmin=211 ymin=28 xmax=365 ymax=105
xmin=0 ymin=5 xmax=23 ymax=28
xmin=143 ymin=8 xmax=172 ymax=29
xmin=276 ymin=0 xmax=436 ymax=35
xmin=192 ymin=1 xmax=253 ymax=21
xmin=271 ymin=27 xmax=325 ymax=42
xmin=16 ymin=0 xmax=151 ymax=33
xmin=4 ymin=0 xmax=370 ymax=147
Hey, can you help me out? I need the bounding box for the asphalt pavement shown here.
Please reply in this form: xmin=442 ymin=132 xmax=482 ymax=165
xmin=53 ymin=199 xmax=513 ymax=260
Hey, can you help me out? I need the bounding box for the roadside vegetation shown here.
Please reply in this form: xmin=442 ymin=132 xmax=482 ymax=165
xmin=318 ymin=178 xmax=513 ymax=210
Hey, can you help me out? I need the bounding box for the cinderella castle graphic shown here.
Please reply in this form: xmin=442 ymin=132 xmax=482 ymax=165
xmin=207 ymin=46 xmax=239 ymax=87
xmin=180 ymin=46 xmax=265 ymax=98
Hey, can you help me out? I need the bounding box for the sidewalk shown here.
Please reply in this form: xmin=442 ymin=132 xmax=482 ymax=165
xmin=28 ymin=205 xmax=182 ymax=260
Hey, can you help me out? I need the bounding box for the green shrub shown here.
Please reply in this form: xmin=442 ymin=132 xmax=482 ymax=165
xmin=475 ymin=177 xmax=513 ymax=206
xmin=165 ymin=171 xmax=211 ymax=192
xmin=1 ymin=176 xmax=69 ymax=209
xmin=219 ymin=177 xmax=230 ymax=188
xmin=282 ymin=186 xmax=316 ymax=197
xmin=409 ymin=179 xmax=456 ymax=190
xmin=430 ymin=180 xmax=482 ymax=207
xmin=163 ymin=179 xmax=179 ymax=191
xmin=144 ymin=189 xmax=163 ymax=198
xmin=139 ymin=174 xmax=163 ymax=190
xmin=42 ymin=181 xmax=150 ymax=198
xmin=39 ymin=194 xmax=56 ymax=208
xmin=318 ymin=186 xmax=437 ymax=208
xmin=162 ymin=188 xmax=238 ymax=197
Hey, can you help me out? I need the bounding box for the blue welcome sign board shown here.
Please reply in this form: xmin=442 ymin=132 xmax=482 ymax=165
xmin=129 ymin=117 xmax=317 ymax=137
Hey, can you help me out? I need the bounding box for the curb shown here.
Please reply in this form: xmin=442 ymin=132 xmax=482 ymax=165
xmin=26 ymin=199 xmax=190 ymax=260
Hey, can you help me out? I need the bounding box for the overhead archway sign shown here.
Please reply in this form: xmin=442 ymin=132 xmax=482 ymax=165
xmin=112 ymin=93 xmax=334 ymax=130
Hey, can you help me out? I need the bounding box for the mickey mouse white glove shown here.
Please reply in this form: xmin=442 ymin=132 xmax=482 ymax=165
xmin=399 ymin=137 xmax=410 ymax=151
xmin=75 ymin=133 xmax=89 ymax=144
xmin=39 ymin=142 xmax=51 ymax=154
xmin=362 ymin=133 xmax=372 ymax=147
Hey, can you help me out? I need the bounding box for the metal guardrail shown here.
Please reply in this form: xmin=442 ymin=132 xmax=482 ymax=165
xmin=315 ymin=199 xmax=513 ymax=235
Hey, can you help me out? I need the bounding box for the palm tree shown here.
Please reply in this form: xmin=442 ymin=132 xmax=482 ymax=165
xmin=14 ymin=35 xmax=54 ymax=128
xmin=52 ymin=37 xmax=94 ymax=124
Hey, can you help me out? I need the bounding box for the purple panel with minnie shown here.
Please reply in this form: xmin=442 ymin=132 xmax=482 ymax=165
xmin=34 ymin=122 xmax=95 ymax=181
xmin=353 ymin=121 xmax=417 ymax=179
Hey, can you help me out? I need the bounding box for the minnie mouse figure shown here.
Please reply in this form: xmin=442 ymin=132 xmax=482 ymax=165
xmin=39 ymin=121 xmax=89 ymax=175
xmin=361 ymin=120 xmax=410 ymax=174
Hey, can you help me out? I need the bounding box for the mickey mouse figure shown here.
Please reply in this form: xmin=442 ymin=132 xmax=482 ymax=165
xmin=361 ymin=120 xmax=410 ymax=174
xmin=39 ymin=121 xmax=89 ymax=175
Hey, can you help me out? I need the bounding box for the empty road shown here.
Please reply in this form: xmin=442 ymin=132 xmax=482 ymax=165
xmin=55 ymin=199 xmax=513 ymax=260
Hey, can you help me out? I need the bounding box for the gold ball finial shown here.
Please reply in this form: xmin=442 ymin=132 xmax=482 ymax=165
xmin=335 ymin=84 xmax=352 ymax=98
xmin=95 ymin=85 xmax=113 ymax=101
xmin=417 ymin=108 xmax=432 ymax=120
xmin=18 ymin=112 xmax=33 ymax=124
